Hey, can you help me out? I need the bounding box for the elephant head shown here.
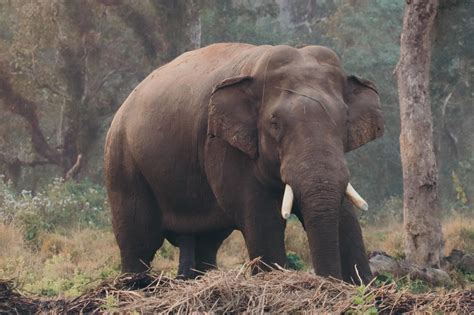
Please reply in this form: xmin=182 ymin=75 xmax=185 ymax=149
xmin=207 ymin=45 xmax=383 ymax=279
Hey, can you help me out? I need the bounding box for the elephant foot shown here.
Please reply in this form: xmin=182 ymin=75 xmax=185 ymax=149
xmin=176 ymin=269 xmax=201 ymax=280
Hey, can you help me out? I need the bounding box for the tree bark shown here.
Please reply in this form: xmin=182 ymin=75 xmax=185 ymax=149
xmin=396 ymin=0 xmax=443 ymax=267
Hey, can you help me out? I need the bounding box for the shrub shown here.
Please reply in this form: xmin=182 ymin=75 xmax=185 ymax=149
xmin=286 ymin=251 xmax=305 ymax=270
xmin=0 ymin=176 xmax=109 ymax=246
xmin=24 ymin=253 xmax=109 ymax=297
xmin=0 ymin=224 xmax=121 ymax=297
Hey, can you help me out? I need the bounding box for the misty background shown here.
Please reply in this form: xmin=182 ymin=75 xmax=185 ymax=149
xmin=0 ymin=0 xmax=472 ymax=220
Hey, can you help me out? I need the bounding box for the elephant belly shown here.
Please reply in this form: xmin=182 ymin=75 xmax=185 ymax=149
xmin=143 ymin=168 xmax=235 ymax=233
xmin=161 ymin=203 xmax=234 ymax=233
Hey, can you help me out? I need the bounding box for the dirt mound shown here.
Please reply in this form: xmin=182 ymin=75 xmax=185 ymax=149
xmin=1 ymin=262 xmax=473 ymax=314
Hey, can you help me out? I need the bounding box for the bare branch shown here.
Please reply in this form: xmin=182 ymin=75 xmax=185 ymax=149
xmin=440 ymin=85 xmax=459 ymax=159
xmin=0 ymin=64 xmax=61 ymax=165
xmin=84 ymin=68 xmax=129 ymax=104
xmin=80 ymin=49 xmax=90 ymax=105
xmin=65 ymin=153 xmax=83 ymax=180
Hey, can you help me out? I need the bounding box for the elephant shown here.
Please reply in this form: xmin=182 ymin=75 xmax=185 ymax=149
xmin=104 ymin=43 xmax=384 ymax=284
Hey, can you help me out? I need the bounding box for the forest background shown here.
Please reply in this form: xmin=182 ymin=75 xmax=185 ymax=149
xmin=0 ymin=0 xmax=472 ymax=296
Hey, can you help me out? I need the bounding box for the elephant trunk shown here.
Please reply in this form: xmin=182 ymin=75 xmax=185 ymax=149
xmin=299 ymin=186 xmax=344 ymax=278
xmin=280 ymin=149 xmax=350 ymax=280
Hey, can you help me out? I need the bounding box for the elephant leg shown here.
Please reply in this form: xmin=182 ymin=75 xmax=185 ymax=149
xmin=195 ymin=229 xmax=233 ymax=273
xmin=108 ymin=170 xmax=163 ymax=273
xmin=176 ymin=234 xmax=197 ymax=279
xmin=241 ymin=199 xmax=286 ymax=274
xmin=339 ymin=198 xmax=373 ymax=284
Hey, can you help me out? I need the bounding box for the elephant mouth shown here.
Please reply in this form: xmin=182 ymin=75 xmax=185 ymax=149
xmin=280 ymin=182 xmax=368 ymax=219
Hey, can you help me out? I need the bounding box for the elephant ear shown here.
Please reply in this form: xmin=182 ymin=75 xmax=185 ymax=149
xmin=344 ymin=75 xmax=384 ymax=152
xmin=208 ymin=75 xmax=259 ymax=159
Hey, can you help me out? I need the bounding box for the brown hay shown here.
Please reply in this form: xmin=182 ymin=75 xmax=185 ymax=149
xmin=1 ymin=260 xmax=473 ymax=314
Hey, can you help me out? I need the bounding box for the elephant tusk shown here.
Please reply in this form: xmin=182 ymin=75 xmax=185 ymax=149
xmin=346 ymin=182 xmax=368 ymax=211
xmin=281 ymin=184 xmax=294 ymax=219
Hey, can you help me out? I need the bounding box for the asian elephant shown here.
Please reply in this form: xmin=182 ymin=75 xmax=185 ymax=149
xmin=104 ymin=43 xmax=384 ymax=284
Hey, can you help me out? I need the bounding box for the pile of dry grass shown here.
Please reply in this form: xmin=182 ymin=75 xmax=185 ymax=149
xmin=1 ymin=261 xmax=473 ymax=314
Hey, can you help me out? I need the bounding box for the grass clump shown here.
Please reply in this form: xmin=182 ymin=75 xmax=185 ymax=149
xmin=0 ymin=224 xmax=121 ymax=297
xmin=0 ymin=177 xmax=117 ymax=296
xmin=347 ymin=282 xmax=378 ymax=315
xmin=0 ymin=177 xmax=109 ymax=248
xmin=443 ymin=214 xmax=474 ymax=254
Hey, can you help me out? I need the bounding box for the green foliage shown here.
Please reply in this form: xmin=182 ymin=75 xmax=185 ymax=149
xmin=450 ymin=259 xmax=474 ymax=285
xmin=402 ymin=278 xmax=431 ymax=294
xmin=459 ymin=270 xmax=474 ymax=283
xmin=374 ymin=272 xmax=396 ymax=286
xmin=23 ymin=253 xmax=119 ymax=297
xmin=376 ymin=273 xmax=433 ymax=294
xmin=286 ymin=251 xmax=305 ymax=271
xmin=158 ymin=239 xmax=176 ymax=260
xmin=347 ymin=282 xmax=378 ymax=314
xmin=0 ymin=176 xmax=109 ymax=247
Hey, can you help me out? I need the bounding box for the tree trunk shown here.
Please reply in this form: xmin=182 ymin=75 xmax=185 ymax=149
xmin=396 ymin=0 xmax=443 ymax=267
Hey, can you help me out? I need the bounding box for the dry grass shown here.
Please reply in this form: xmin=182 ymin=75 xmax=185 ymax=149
xmin=285 ymin=219 xmax=311 ymax=264
xmin=364 ymin=222 xmax=405 ymax=257
xmin=0 ymin=223 xmax=33 ymax=281
xmin=217 ymin=220 xmax=311 ymax=269
xmin=1 ymin=261 xmax=472 ymax=314
xmin=0 ymin=223 xmax=27 ymax=270
xmin=150 ymin=220 xmax=312 ymax=272
xmin=0 ymin=223 xmax=25 ymax=258
xmin=0 ymin=225 xmax=120 ymax=296
xmin=444 ymin=214 xmax=474 ymax=255
xmin=39 ymin=229 xmax=119 ymax=268
xmin=218 ymin=215 xmax=474 ymax=269
xmin=363 ymin=214 xmax=474 ymax=258
xmin=217 ymin=231 xmax=248 ymax=268
xmin=0 ymin=214 xmax=472 ymax=298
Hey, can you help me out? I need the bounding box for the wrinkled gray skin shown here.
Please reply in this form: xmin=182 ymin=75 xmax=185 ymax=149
xmin=104 ymin=43 xmax=384 ymax=283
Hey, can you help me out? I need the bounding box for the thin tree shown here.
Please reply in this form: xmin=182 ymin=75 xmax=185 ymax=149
xmin=395 ymin=0 xmax=443 ymax=267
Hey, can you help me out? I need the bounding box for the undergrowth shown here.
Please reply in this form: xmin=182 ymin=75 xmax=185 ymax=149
xmin=0 ymin=176 xmax=109 ymax=248
xmin=0 ymin=177 xmax=472 ymax=297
